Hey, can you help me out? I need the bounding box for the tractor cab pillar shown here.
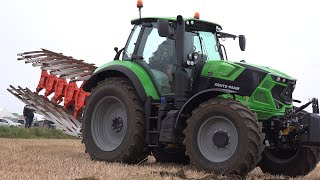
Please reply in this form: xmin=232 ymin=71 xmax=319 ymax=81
xmin=157 ymin=15 xmax=191 ymax=110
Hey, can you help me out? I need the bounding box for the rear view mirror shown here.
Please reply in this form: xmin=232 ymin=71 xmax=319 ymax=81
xmin=239 ymin=35 xmax=246 ymax=51
xmin=157 ymin=20 xmax=173 ymax=37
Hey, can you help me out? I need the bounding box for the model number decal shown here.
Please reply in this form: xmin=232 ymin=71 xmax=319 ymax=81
xmin=214 ymin=83 xmax=240 ymax=91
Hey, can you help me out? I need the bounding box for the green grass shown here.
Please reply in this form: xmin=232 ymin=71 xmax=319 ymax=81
xmin=0 ymin=126 xmax=79 ymax=139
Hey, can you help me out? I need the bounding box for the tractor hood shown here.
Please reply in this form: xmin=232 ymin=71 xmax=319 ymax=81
xmin=237 ymin=62 xmax=295 ymax=81
xmin=199 ymin=60 xmax=296 ymax=98
xmin=201 ymin=60 xmax=295 ymax=82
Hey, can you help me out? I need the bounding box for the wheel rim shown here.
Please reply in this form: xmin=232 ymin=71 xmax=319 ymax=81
xmin=197 ymin=116 xmax=238 ymax=163
xmin=91 ymin=96 xmax=127 ymax=151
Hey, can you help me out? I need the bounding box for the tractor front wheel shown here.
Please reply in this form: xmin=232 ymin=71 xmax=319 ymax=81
xmin=184 ymin=98 xmax=264 ymax=176
xmin=82 ymin=77 xmax=147 ymax=164
xmin=259 ymin=147 xmax=320 ymax=177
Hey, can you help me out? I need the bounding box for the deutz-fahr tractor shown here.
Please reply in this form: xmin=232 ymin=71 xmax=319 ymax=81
xmin=8 ymin=3 xmax=320 ymax=178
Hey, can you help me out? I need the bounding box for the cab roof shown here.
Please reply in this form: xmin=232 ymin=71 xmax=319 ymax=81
xmin=131 ymin=17 xmax=222 ymax=30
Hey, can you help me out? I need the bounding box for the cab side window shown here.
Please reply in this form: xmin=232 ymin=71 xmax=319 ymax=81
xmin=123 ymin=25 xmax=142 ymax=60
xmin=137 ymin=26 xmax=176 ymax=95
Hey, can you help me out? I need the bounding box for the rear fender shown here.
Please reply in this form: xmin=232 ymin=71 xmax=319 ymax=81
xmin=83 ymin=64 xmax=159 ymax=102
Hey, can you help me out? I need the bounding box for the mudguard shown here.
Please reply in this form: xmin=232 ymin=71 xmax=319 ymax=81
xmin=83 ymin=63 xmax=160 ymax=102
xmin=174 ymin=88 xmax=238 ymax=128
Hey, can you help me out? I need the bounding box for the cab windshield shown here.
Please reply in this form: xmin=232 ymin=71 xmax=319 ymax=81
xmin=184 ymin=30 xmax=221 ymax=61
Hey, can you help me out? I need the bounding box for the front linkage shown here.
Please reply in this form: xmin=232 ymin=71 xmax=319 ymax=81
xmin=286 ymin=98 xmax=319 ymax=119
xmin=292 ymin=98 xmax=320 ymax=146
xmin=264 ymin=98 xmax=320 ymax=149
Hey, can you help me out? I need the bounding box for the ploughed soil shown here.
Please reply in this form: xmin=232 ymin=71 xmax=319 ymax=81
xmin=0 ymin=139 xmax=319 ymax=180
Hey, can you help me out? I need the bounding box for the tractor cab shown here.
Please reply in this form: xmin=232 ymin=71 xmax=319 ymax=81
xmin=118 ymin=17 xmax=245 ymax=98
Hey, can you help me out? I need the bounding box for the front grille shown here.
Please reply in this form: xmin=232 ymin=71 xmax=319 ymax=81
xmin=254 ymin=91 xmax=270 ymax=104
xmin=271 ymin=82 xmax=294 ymax=105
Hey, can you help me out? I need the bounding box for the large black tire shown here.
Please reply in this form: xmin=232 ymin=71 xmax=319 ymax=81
xmin=152 ymin=148 xmax=190 ymax=164
xmin=259 ymin=147 xmax=320 ymax=177
xmin=184 ymin=98 xmax=265 ymax=176
xmin=258 ymin=106 xmax=320 ymax=177
xmin=82 ymin=77 xmax=147 ymax=164
xmin=259 ymin=106 xmax=319 ymax=177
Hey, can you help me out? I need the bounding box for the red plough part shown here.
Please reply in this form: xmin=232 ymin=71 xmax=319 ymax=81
xmin=7 ymin=49 xmax=97 ymax=137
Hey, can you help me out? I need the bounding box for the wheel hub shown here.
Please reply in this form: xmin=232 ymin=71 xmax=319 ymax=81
xmin=213 ymin=131 xmax=229 ymax=148
xmin=91 ymin=96 xmax=127 ymax=151
xmin=111 ymin=117 xmax=123 ymax=132
xmin=197 ymin=116 xmax=238 ymax=163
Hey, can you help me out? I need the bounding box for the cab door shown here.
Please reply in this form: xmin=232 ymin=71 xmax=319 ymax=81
xmin=124 ymin=22 xmax=176 ymax=96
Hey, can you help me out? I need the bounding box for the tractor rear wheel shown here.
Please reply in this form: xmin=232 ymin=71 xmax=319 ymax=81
xmin=152 ymin=148 xmax=190 ymax=164
xmin=82 ymin=77 xmax=147 ymax=163
xmin=184 ymin=98 xmax=264 ymax=176
xmin=259 ymin=147 xmax=320 ymax=177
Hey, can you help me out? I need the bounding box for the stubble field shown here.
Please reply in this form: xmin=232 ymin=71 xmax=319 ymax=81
xmin=0 ymin=138 xmax=319 ymax=180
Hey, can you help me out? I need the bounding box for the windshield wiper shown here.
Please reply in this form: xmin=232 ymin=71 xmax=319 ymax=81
xmin=190 ymin=31 xmax=207 ymax=61
xmin=220 ymin=44 xmax=228 ymax=60
xmin=198 ymin=36 xmax=208 ymax=61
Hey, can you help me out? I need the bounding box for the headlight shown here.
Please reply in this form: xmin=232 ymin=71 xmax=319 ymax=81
xmin=271 ymin=74 xmax=292 ymax=84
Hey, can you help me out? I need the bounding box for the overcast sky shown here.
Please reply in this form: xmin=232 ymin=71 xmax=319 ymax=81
xmin=1 ymin=0 xmax=320 ymax=114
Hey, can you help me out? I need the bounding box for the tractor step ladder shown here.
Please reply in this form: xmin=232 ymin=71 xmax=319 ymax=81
xmin=148 ymin=116 xmax=160 ymax=147
xmin=145 ymin=97 xmax=161 ymax=147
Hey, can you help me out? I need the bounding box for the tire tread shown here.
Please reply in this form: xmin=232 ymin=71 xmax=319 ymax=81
xmin=82 ymin=77 xmax=147 ymax=164
xmin=184 ymin=98 xmax=265 ymax=176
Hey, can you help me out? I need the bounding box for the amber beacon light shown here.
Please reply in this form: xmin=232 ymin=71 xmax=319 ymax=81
xmin=137 ymin=0 xmax=143 ymax=19
xmin=137 ymin=0 xmax=143 ymax=8
xmin=194 ymin=12 xmax=200 ymax=19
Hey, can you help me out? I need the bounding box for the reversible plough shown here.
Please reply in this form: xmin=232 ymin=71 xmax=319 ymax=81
xmin=7 ymin=49 xmax=97 ymax=136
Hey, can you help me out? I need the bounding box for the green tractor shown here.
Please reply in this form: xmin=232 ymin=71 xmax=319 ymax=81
xmin=7 ymin=2 xmax=320 ymax=177
xmin=80 ymin=14 xmax=320 ymax=177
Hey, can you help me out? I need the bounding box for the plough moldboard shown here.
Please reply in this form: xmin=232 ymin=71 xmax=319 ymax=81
xmin=7 ymin=49 xmax=97 ymax=137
